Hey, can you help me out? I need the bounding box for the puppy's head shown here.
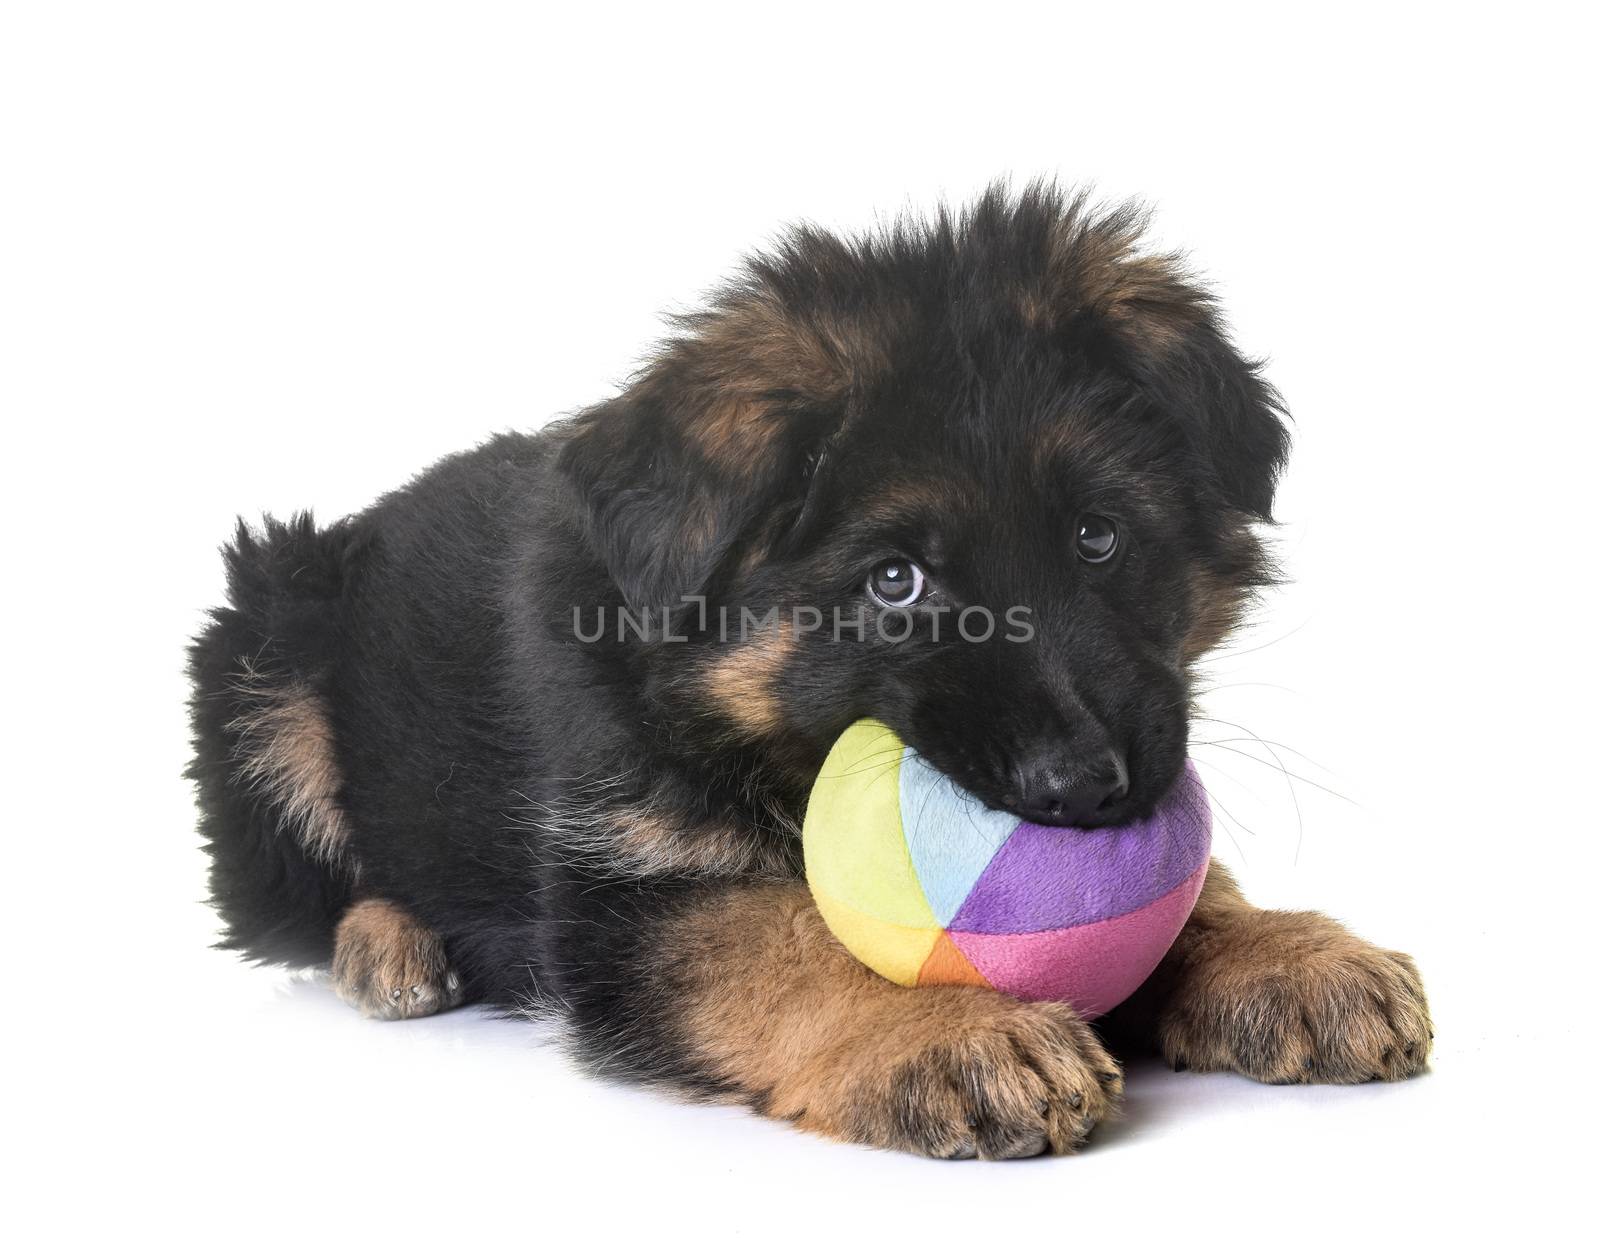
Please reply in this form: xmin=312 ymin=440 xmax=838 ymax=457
xmin=560 ymin=184 xmax=1288 ymax=825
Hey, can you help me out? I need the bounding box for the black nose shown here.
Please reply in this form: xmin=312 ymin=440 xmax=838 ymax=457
xmin=1004 ymin=751 xmax=1130 ymax=827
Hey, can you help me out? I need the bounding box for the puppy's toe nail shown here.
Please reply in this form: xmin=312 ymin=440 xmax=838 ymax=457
xmin=389 ymin=988 xmax=403 ymax=1003
xmin=1012 ymin=1132 xmax=1049 ymax=1158
xmin=446 ymin=972 xmax=461 ymax=992
xmin=1172 ymin=1058 xmax=1188 ymax=1072
xmin=1099 ymin=1071 xmax=1121 ymax=1085
xmin=1067 ymin=1092 xmax=1083 ymax=1109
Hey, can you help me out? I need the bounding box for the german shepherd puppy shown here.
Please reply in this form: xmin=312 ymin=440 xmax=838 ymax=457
xmin=188 ymin=184 xmax=1430 ymax=1158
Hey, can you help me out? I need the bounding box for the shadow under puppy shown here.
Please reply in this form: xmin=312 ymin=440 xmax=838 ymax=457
xmin=188 ymin=183 xmax=1430 ymax=1159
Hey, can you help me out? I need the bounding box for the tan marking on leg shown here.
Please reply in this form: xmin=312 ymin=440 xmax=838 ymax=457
xmin=1146 ymin=861 xmax=1433 ymax=1083
xmin=608 ymin=812 xmax=780 ymax=877
xmin=657 ymin=883 xmax=1123 ymax=1158
xmin=332 ymin=898 xmax=462 ymax=1021
xmin=543 ymin=805 xmax=798 ymax=880
xmin=226 ymin=664 xmax=355 ymax=871
xmin=517 ymin=762 xmax=801 ymax=881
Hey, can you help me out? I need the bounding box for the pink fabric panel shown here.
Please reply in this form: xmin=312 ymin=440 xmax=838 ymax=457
xmin=950 ymin=862 xmax=1207 ymax=1018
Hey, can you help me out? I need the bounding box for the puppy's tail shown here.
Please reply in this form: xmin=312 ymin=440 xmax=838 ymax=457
xmin=186 ymin=514 xmax=362 ymax=967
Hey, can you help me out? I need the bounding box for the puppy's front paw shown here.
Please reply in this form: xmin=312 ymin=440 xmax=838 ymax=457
xmin=1159 ymin=910 xmax=1431 ymax=1084
xmin=332 ymin=898 xmax=463 ymax=1020
xmin=787 ymin=996 xmax=1122 ymax=1159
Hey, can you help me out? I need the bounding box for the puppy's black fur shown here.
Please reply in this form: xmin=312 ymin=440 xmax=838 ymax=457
xmin=189 ymin=184 xmax=1314 ymax=1141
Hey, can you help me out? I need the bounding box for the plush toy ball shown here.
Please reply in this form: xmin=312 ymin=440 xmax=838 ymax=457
xmin=803 ymin=719 xmax=1212 ymax=1018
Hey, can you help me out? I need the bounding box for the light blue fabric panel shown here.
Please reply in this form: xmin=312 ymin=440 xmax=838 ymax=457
xmin=899 ymin=753 xmax=1019 ymax=923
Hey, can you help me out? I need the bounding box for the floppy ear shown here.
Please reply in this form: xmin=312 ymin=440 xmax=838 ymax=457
xmin=1028 ymin=197 xmax=1291 ymax=520
xmin=558 ymin=386 xmax=837 ymax=611
xmin=1080 ymin=260 xmax=1290 ymax=520
xmin=557 ymin=238 xmax=883 ymax=609
xmin=1143 ymin=322 xmax=1291 ymax=521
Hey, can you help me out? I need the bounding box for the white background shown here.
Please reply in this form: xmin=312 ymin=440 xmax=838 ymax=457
xmin=5 ymin=3 xmax=1596 ymax=1233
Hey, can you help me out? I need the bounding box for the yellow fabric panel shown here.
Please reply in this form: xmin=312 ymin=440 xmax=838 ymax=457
xmin=811 ymin=886 xmax=941 ymax=988
xmin=802 ymin=719 xmax=938 ymax=930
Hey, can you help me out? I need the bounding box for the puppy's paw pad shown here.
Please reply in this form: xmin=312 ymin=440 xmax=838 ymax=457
xmin=332 ymin=899 xmax=463 ymax=1021
xmin=799 ymin=999 xmax=1120 ymax=1159
xmin=1159 ymin=912 xmax=1430 ymax=1084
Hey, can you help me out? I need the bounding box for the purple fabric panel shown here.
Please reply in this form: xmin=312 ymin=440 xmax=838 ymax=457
xmin=950 ymin=864 xmax=1209 ymax=1015
xmin=949 ymin=761 xmax=1211 ymax=934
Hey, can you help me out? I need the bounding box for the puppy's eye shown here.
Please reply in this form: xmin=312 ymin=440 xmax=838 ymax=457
xmin=867 ymin=559 xmax=927 ymax=607
xmin=1074 ymin=514 xmax=1119 ymax=564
